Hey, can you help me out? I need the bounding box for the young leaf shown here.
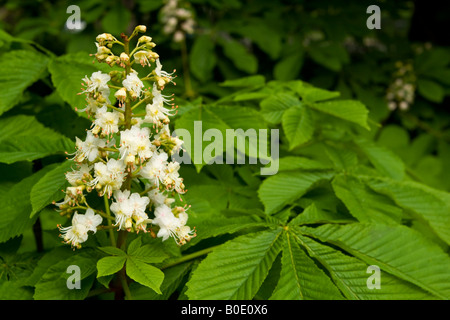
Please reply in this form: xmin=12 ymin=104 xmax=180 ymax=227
xmin=126 ymin=256 xmax=164 ymax=294
xmin=97 ymin=256 xmax=127 ymax=278
xmin=282 ymin=105 xmax=315 ymax=150
xmin=309 ymin=100 xmax=369 ymax=129
xmin=185 ymin=228 xmax=283 ymax=299
xmin=260 ymin=93 xmax=301 ymax=124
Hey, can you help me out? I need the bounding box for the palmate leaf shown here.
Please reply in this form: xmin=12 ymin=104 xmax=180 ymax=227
xmin=0 ymin=50 xmax=49 ymax=116
xmin=270 ymin=232 xmax=343 ymax=300
xmin=185 ymin=228 xmax=283 ymax=300
xmin=293 ymin=231 xmax=432 ymax=300
xmin=299 ymin=223 xmax=450 ymax=299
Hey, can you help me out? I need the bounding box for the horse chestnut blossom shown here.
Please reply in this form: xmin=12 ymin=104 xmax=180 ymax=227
xmin=57 ymin=25 xmax=195 ymax=249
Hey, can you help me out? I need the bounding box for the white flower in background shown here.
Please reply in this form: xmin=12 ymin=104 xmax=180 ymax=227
xmin=74 ymin=131 xmax=106 ymax=163
xmin=122 ymin=72 xmax=144 ymax=98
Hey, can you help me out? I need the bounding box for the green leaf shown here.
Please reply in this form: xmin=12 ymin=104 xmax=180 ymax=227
xmin=126 ymin=257 xmax=164 ymax=294
xmin=130 ymin=244 xmax=169 ymax=264
xmin=258 ymin=171 xmax=334 ymax=214
xmin=97 ymin=256 xmax=126 ymax=278
xmin=294 ymin=232 xmax=432 ymax=300
xmin=309 ymin=100 xmax=369 ymax=129
xmin=101 ymin=3 xmax=131 ymax=36
xmin=130 ymin=261 xmax=193 ymax=300
xmin=34 ymin=252 xmax=97 ymax=300
xmin=48 ymin=53 xmax=113 ymax=117
xmin=270 ymin=232 xmax=343 ymax=300
xmin=30 ymin=161 xmax=73 ymax=216
xmin=0 ymin=165 xmax=54 ymax=243
xmin=289 ymin=203 xmax=355 ymax=226
xmin=174 ymin=105 xmax=267 ymax=171
xmin=294 ymin=83 xmax=341 ymax=103
xmin=220 ymin=75 xmax=265 ymax=87
xmin=126 ymin=237 xmax=142 ymax=256
xmin=0 ymin=115 xmax=74 ymax=164
xmin=276 ymin=156 xmax=332 ymax=172
xmin=282 ymin=105 xmax=315 ymax=150
xmin=417 ymin=78 xmax=445 ymax=103
xmin=331 ymin=174 xmax=402 ymax=224
xmin=218 ymin=37 xmax=258 ymax=74
xmin=98 ymin=246 xmax=126 ymax=256
xmin=274 ymin=52 xmax=304 ymax=81
xmin=361 ymin=176 xmax=450 ymax=246
xmin=300 ymin=224 xmax=450 ymax=299
xmin=185 ymin=228 xmax=283 ymax=300
xmin=355 ymin=138 xmax=405 ymax=180
xmin=0 ymin=50 xmax=49 ymax=116
xmin=190 ymin=35 xmax=216 ymax=81
xmin=260 ymin=93 xmax=302 ymax=124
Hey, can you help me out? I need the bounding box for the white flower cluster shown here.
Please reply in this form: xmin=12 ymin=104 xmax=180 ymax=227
xmin=57 ymin=25 xmax=195 ymax=249
xmin=160 ymin=0 xmax=196 ymax=43
xmin=386 ymin=61 xmax=416 ymax=111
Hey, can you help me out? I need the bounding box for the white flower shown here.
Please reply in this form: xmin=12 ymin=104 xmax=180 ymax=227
xmin=140 ymin=152 xmax=169 ymax=186
xmin=74 ymin=131 xmax=106 ymax=163
xmin=83 ymin=71 xmax=110 ymax=94
xmin=122 ymin=73 xmax=144 ymax=98
xmin=152 ymin=205 xmax=181 ymax=241
xmin=65 ymin=164 xmax=92 ymax=186
xmin=115 ymin=87 xmax=127 ymax=105
xmin=119 ymin=126 xmax=154 ymax=162
xmin=152 ymin=205 xmax=195 ymax=244
xmin=92 ymin=159 xmax=126 ymax=197
xmin=92 ymin=106 xmax=121 ymax=136
xmin=147 ymin=187 xmax=175 ymax=207
xmin=58 ymin=210 xmax=102 ymax=248
xmin=129 ymin=193 xmax=150 ymax=231
xmin=154 ymin=59 xmax=175 ymax=87
xmin=134 ymin=50 xmax=152 ymax=67
xmin=110 ymin=196 xmax=134 ymax=231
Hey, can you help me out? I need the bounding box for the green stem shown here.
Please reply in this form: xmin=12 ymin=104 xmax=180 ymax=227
xmin=103 ymin=194 xmax=116 ymax=247
xmin=106 ymin=104 xmax=125 ymax=113
xmin=180 ymin=37 xmax=195 ymax=98
xmin=131 ymin=98 xmax=149 ymax=111
xmin=160 ymin=245 xmax=219 ymax=270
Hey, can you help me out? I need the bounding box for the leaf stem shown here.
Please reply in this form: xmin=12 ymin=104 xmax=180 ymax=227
xmin=103 ymin=194 xmax=116 ymax=247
